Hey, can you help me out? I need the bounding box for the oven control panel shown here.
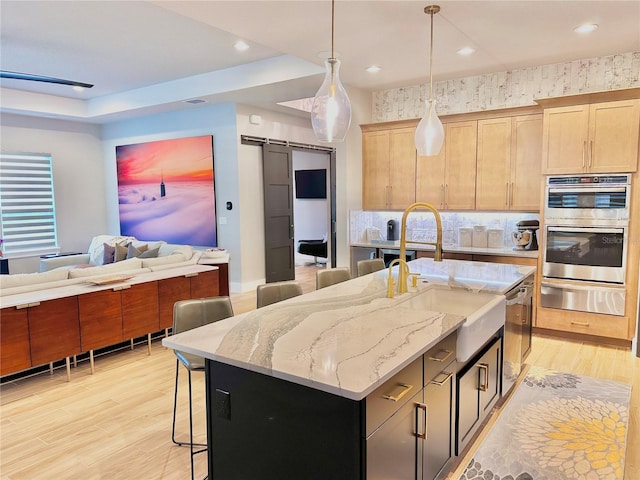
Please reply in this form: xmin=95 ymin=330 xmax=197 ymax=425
xmin=547 ymin=174 xmax=630 ymax=186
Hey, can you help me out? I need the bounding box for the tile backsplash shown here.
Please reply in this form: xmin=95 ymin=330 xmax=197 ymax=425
xmin=350 ymin=210 xmax=539 ymax=248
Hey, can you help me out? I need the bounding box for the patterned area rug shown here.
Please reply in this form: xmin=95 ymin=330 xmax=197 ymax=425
xmin=458 ymin=366 xmax=631 ymax=480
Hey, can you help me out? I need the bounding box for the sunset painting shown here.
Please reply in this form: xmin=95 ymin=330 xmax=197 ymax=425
xmin=115 ymin=135 xmax=217 ymax=246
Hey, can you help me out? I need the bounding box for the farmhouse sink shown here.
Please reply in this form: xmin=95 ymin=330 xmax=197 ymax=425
xmin=400 ymin=287 xmax=506 ymax=362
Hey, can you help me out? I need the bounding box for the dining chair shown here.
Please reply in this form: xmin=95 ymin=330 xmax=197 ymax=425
xmin=316 ymin=267 xmax=351 ymax=289
xmin=256 ymin=280 xmax=303 ymax=308
xmin=357 ymin=258 xmax=386 ymax=277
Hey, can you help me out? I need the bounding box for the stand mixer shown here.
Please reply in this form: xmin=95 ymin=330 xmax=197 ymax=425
xmin=511 ymin=220 xmax=539 ymax=251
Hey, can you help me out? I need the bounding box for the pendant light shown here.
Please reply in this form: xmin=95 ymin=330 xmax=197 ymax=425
xmin=415 ymin=5 xmax=444 ymax=157
xmin=311 ymin=0 xmax=352 ymax=143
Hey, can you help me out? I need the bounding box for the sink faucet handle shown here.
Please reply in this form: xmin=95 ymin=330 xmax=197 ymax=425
xmin=409 ymin=273 xmax=420 ymax=288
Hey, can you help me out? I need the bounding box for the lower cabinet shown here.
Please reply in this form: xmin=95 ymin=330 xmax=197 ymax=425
xmin=79 ymin=289 xmax=124 ymax=352
xmin=1 ymin=297 xmax=81 ymax=376
xmin=421 ymin=373 xmax=455 ymax=480
xmin=206 ymin=332 xmax=457 ymax=480
xmin=0 ymin=307 xmax=31 ymax=376
xmin=367 ymin=332 xmax=456 ymax=480
xmin=29 ymin=297 xmax=81 ymax=365
xmin=456 ymin=335 xmax=502 ymax=454
xmin=367 ymin=395 xmax=419 ymax=480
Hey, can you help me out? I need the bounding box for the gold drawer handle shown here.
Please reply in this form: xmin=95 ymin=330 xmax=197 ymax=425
xmin=429 ymin=371 xmax=453 ymax=386
xmin=478 ymin=363 xmax=489 ymax=392
xmin=428 ymin=349 xmax=453 ymax=363
xmin=415 ymin=403 xmax=428 ymax=439
xmin=570 ymin=321 xmax=590 ymax=327
xmin=382 ymin=383 xmax=413 ymax=402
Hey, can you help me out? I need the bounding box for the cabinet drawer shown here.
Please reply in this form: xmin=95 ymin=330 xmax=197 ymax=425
xmin=537 ymin=307 xmax=629 ymax=340
xmin=424 ymin=331 xmax=456 ymax=383
xmin=366 ymin=356 xmax=422 ymax=437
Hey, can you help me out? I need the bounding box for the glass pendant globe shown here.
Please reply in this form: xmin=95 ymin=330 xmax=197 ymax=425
xmin=311 ymin=58 xmax=352 ymax=142
xmin=415 ymin=99 xmax=444 ymax=156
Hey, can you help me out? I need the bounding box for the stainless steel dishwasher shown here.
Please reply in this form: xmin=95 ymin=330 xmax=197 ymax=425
xmin=502 ymin=275 xmax=534 ymax=395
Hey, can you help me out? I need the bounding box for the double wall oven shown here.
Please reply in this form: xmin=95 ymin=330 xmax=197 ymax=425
xmin=541 ymin=174 xmax=630 ymax=317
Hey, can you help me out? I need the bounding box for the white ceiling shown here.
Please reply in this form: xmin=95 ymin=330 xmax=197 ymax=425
xmin=1 ymin=1 xmax=638 ymax=123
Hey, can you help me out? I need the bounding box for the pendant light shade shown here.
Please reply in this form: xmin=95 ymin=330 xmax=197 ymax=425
xmin=311 ymin=58 xmax=351 ymax=142
xmin=415 ymin=5 xmax=444 ymax=157
xmin=311 ymin=0 xmax=352 ymax=143
xmin=415 ymin=99 xmax=444 ymax=156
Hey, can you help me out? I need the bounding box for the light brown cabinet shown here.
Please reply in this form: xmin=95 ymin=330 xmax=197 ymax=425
xmin=542 ymin=99 xmax=640 ymax=174
xmin=362 ymin=126 xmax=416 ymax=210
xmin=416 ymin=121 xmax=477 ymax=210
xmin=476 ymin=115 xmax=542 ymax=211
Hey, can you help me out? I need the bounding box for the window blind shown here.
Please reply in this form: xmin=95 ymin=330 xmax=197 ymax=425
xmin=0 ymin=152 xmax=58 ymax=255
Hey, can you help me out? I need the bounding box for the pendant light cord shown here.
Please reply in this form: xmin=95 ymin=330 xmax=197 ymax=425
xmin=331 ymin=0 xmax=335 ymax=59
xmin=429 ymin=8 xmax=434 ymax=102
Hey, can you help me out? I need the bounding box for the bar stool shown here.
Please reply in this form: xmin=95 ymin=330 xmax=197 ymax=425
xmin=256 ymin=280 xmax=303 ymax=308
xmin=356 ymin=258 xmax=386 ymax=277
xmin=171 ymin=296 xmax=234 ymax=480
xmin=316 ymin=267 xmax=351 ymax=289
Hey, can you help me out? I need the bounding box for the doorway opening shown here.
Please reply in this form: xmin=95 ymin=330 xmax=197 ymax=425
xmin=293 ymin=150 xmax=331 ymax=268
xmin=241 ymin=136 xmax=336 ymax=284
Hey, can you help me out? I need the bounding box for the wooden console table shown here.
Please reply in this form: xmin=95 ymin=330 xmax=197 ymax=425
xmin=0 ymin=265 xmax=220 ymax=380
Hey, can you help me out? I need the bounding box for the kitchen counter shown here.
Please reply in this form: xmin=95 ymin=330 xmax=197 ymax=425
xmin=351 ymin=240 xmax=539 ymax=259
xmin=163 ymin=258 xmax=535 ymax=401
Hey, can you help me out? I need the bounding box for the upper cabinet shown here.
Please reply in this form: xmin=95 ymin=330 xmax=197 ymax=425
xmin=476 ymin=114 xmax=542 ymax=211
xmin=416 ymin=121 xmax=477 ymax=210
xmin=362 ymin=125 xmax=416 ymax=210
xmin=542 ymin=99 xmax=640 ymax=174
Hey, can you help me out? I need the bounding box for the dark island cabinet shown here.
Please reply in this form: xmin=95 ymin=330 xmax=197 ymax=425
xmin=455 ymin=334 xmax=502 ymax=454
xmin=205 ymin=331 xmax=457 ymax=480
xmin=206 ymin=361 xmax=363 ymax=480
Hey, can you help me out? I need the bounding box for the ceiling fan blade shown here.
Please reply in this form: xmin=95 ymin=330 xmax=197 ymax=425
xmin=0 ymin=70 xmax=93 ymax=88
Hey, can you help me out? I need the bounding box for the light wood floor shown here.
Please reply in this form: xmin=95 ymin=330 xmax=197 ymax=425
xmin=1 ymin=264 xmax=638 ymax=480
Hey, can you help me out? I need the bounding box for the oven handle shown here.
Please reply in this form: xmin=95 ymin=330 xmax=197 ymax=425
xmin=547 ymin=187 xmax=626 ymax=194
xmin=541 ymin=280 xmax=625 ymax=292
xmin=546 ymin=226 xmax=624 ymax=234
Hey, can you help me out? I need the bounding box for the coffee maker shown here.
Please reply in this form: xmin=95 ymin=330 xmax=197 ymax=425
xmin=387 ymin=220 xmax=398 ymax=241
xmin=511 ymin=220 xmax=539 ymax=251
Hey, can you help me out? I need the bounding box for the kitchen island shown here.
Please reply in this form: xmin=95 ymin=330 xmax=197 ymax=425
xmin=164 ymin=258 xmax=535 ymax=480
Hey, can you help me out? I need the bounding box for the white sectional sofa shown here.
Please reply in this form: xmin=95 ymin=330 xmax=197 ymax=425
xmin=0 ymin=235 xmax=202 ymax=297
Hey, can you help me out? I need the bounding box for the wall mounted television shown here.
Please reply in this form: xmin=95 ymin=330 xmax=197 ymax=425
xmin=115 ymin=135 xmax=217 ymax=247
xmin=295 ymin=169 xmax=327 ymax=199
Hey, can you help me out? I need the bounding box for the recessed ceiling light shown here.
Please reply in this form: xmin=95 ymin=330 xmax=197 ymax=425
xmin=184 ymin=99 xmax=207 ymax=105
xmin=457 ymin=47 xmax=475 ymax=56
xmin=366 ymin=65 xmax=382 ymax=73
xmin=72 ymin=85 xmax=85 ymax=92
xmin=234 ymin=40 xmax=250 ymax=51
xmin=574 ymin=23 xmax=598 ymax=34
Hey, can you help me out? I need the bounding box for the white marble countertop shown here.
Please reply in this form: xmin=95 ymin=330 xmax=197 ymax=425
xmin=409 ymin=257 xmax=536 ymax=294
xmin=163 ymin=258 xmax=535 ymax=401
xmin=0 ymin=264 xmax=218 ymax=308
xmin=351 ymin=241 xmax=539 ymax=259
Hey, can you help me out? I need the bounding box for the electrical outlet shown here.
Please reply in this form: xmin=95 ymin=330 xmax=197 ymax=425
xmin=215 ymin=389 xmax=231 ymax=420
